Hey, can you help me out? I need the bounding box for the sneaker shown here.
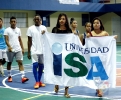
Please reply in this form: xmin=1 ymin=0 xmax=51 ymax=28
xmin=21 ymin=77 xmax=29 ymax=83
xmin=39 ymin=81 xmax=46 ymax=87
xmin=8 ymin=76 xmax=12 ymax=82
xmin=34 ymin=82 xmax=39 ymax=89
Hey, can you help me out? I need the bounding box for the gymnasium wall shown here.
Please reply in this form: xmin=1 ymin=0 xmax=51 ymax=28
xmin=110 ymin=0 xmax=121 ymax=3
xmin=0 ymin=10 xmax=35 ymax=51
xmin=99 ymin=12 xmax=119 ymax=35
xmin=47 ymin=12 xmax=89 ymax=33
xmin=0 ymin=10 xmax=120 ymax=50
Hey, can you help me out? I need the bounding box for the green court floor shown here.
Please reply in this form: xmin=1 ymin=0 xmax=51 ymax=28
xmin=0 ymin=87 xmax=110 ymax=100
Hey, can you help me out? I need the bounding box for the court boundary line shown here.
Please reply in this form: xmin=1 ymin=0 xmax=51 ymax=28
xmin=2 ymin=71 xmax=121 ymax=100
xmin=2 ymin=63 xmax=121 ymax=100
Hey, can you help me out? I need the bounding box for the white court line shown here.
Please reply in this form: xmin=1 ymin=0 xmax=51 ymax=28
xmin=2 ymin=71 xmax=40 ymax=95
xmin=1 ymin=71 xmax=112 ymax=99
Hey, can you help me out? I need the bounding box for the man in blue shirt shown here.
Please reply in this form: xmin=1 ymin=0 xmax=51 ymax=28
xmin=0 ymin=18 xmax=7 ymax=76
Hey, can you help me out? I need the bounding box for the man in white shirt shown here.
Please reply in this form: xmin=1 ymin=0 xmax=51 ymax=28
xmin=27 ymin=14 xmax=47 ymax=89
xmin=4 ymin=16 xmax=29 ymax=83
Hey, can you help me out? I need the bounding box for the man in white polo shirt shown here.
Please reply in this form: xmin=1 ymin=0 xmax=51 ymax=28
xmin=27 ymin=14 xmax=47 ymax=89
xmin=4 ymin=16 xmax=29 ymax=83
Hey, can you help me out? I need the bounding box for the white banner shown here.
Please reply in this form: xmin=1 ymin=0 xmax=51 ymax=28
xmin=58 ymin=0 xmax=79 ymax=5
xmin=43 ymin=33 xmax=116 ymax=89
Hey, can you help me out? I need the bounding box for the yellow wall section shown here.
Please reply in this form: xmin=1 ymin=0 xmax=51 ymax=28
xmin=0 ymin=10 xmax=120 ymax=50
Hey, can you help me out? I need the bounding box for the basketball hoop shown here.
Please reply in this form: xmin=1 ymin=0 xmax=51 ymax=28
xmin=58 ymin=0 xmax=79 ymax=5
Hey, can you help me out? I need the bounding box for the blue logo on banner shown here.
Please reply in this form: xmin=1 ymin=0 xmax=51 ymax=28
xmin=52 ymin=43 xmax=63 ymax=76
xmin=86 ymin=56 xmax=108 ymax=80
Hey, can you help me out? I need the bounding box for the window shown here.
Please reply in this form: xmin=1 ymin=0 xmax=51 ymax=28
xmin=42 ymin=16 xmax=50 ymax=27
xmin=82 ymin=14 xmax=89 ymax=26
xmin=46 ymin=16 xmax=50 ymax=27
xmin=4 ymin=12 xmax=28 ymax=28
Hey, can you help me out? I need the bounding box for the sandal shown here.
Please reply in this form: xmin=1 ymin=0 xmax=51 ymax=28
xmin=96 ymin=89 xmax=103 ymax=97
xmin=54 ymin=85 xmax=59 ymax=93
xmin=64 ymin=87 xmax=70 ymax=98
xmin=64 ymin=93 xmax=70 ymax=98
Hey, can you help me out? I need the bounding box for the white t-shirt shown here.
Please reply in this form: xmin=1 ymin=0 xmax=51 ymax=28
xmin=26 ymin=25 xmax=47 ymax=55
xmin=4 ymin=27 xmax=22 ymax=52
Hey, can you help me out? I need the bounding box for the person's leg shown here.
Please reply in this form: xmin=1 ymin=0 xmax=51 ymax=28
xmin=7 ymin=62 xmax=12 ymax=81
xmin=6 ymin=51 xmax=14 ymax=82
xmin=0 ymin=51 xmax=7 ymax=76
xmin=16 ymin=51 xmax=29 ymax=83
xmin=96 ymin=89 xmax=103 ymax=97
xmin=0 ymin=58 xmax=6 ymax=76
xmin=0 ymin=59 xmax=4 ymax=76
xmin=38 ymin=54 xmax=45 ymax=87
xmin=2 ymin=58 xmax=6 ymax=65
xmin=0 ymin=50 xmax=4 ymax=76
xmin=33 ymin=62 xmax=39 ymax=82
xmin=17 ymin=60 xmax=24 ymax=76
xmin=2 ymin=50 xmax=7 ymax=64
xmin=54 ymin=85 xmax=59 ymax=93
xmin=38 ymin=63 xmax=43 ymax=81
xmin=0 ymin=59 xmax=2 ymax=68
xmin=64 ymin=86 xmax=70 ymax=98
xmin=7 ymin=62 xmax=12 ymax=75
xmin=32 ymin=54 xmax=40 ymax=88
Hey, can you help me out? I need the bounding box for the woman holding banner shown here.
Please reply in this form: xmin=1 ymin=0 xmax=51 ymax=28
xmin=52 ymin=13 xmax=72 ymax=98
xmin=89 ymin=17 xmax=117 ymax=97
xmin=91 ymin=17 xmax=108 ymax=97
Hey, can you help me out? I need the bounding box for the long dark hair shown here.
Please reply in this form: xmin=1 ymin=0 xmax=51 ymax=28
xmin=56 ymin=13 xmax=70 ymax=30
xmin=92 ymin=17 xmax=104 ymax=31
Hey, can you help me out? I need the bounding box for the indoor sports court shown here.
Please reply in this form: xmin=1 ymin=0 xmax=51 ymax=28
xmin=0 ymin=0 xmax=121 ymax=100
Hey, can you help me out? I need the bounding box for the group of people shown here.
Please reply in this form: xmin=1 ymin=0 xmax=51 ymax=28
xmin=0 ymin=13 xmax=117 ymax=98
xmin=42 ymin=13 xmax=117 ymax=98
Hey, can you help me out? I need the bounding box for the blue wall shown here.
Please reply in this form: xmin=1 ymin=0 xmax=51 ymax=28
xmin=0 ymin=0 xmax=121 ymax=12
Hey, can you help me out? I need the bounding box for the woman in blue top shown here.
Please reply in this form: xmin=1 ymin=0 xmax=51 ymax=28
xmin=0 ymin=18 xmax=7 ymax=76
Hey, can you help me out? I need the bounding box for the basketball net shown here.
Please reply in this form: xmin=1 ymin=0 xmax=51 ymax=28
xmin=58 ymin=0 xmax=79 ymax=5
